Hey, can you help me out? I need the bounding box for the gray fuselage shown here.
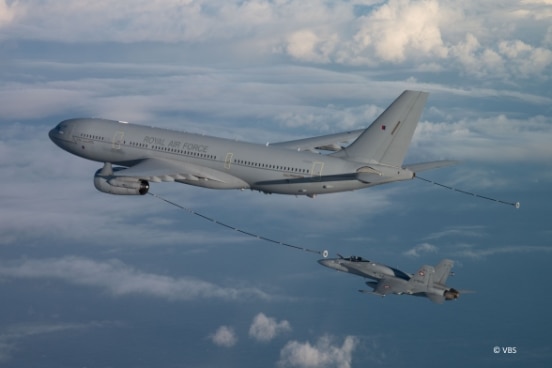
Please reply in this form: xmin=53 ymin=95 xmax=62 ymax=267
xmin=49 ymin=118 xmax=411 ymax=196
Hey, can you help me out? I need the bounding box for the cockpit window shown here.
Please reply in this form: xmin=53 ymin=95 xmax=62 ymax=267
xmin=347 ymin=256 xmax=369 ymax=262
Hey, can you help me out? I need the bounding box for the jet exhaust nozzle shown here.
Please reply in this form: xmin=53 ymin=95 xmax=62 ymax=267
xmin=444 ymin=288 xmax=460 ymax=300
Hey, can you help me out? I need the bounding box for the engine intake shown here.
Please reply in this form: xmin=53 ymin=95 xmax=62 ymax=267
xmin=94 ymin=170 xmax=149 ymax=195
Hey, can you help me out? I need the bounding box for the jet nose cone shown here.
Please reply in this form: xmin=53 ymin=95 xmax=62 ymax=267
xmin=48 ymin=126 xmax=63 ymax=147
xmin=318 ymin=259 xmax=334 ymax=268
xmin=49 ymin=120 xmax=71 ymax=145
xmin=318 ymin=258 xmax=348 ymax=273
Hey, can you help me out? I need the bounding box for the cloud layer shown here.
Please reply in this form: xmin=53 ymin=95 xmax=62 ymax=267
xmin=2 ymin=0 xmax=550 ymax=81
xmin=0 ymin=322 xmax=110 ymax=364
xmin=0 ymin=256 xmax=273 ymax=301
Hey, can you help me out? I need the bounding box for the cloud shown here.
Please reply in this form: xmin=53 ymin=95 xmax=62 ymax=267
xmin=423 ymin=226 xmax=487 ymax=241
xmin=413 ymin=114 xmax=552 ymax=164
xmin=454 ymin=245 xmax=552 ymax=259
xmin=353 ymin=0 xmax=449 ymax=63
xmin=0 ymin=322 xmax=107 ymax=363
xmin=285 ymin=29 xmax=338 ymax=63
xmin=210 ymin=326 xmax=238 ymax=348
xmin=0 ymin=0 xmax=18 ymax=28
xmin=278 ymin=334 xmax=358 ymax=368
xmin=498 ymin=40 xmax=552 ymax=77
xmin=403 ymin=243 xmax=439 ymax=257
xmin=0 ymin=256 xmax=274 ymax=302
xmin=248 ymin=313 xmax=291 ymax=342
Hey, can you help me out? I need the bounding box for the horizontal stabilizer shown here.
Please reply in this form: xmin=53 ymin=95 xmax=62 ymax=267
xmin=404 ymin=160 xmax=458 ymax=173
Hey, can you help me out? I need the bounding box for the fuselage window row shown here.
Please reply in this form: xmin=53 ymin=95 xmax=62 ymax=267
xmin=80 ymin=133 xmax=105 ymax=141
xmin=147 ymin=144 xmax=216 ymax=160
xmin=232 ymin=158 xmax=308 ymax=174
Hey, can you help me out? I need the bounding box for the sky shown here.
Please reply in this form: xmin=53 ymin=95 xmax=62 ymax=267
xmin=1 ymin=0 xmax=552 ymax=367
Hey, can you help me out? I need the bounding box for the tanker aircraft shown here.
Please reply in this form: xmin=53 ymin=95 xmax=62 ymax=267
xmin=49 ymin=90 xmax=454 ymax=197
xmin=319 ymin=255 xmax=462 ymax=303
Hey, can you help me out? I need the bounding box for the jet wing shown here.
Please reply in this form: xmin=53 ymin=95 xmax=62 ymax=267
xmin=112 ymin=158 xmax=248 ymax=188
xmin=271 ymin=129 xmax=364 ymax=152
xmin=373 ymin=277 xmax=405 ymax=296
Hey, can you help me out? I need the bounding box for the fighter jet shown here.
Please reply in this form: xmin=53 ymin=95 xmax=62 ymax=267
xmin=319 ymin=255 xmax=463 ymax=303
xmin=49 ymin=90 xmax=455 ymax=197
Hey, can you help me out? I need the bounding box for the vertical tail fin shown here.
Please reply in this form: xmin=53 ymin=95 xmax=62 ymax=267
xmin=434 ymin=259 xmax=454 ymax=285
xmin=333 ymin=90 xmax=428 ymax=166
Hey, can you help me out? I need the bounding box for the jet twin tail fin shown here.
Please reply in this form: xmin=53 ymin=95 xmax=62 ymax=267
xmin=409 ymin=259 xmax=453 ymax=290
xmin=332 ymin=90 xmax=428 ymax=167
xmin=434 ymin=259 xmax=454 ymax=285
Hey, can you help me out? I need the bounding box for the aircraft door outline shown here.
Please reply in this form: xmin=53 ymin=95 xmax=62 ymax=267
xmin=224 ymin=153 xmax=233 ymax=169
xmin=112 ymin=131 xmax=124 ymax=150
xmin=311 ymin=161 xmax=324 ymax=179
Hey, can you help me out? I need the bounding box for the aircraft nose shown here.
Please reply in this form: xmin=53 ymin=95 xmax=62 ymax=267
xmin=318 ymin=258 xmax=349 ymax=273
xmin=318 ymin=259 xmax=337 ymax=268
xmin=48 ymin=125 xmax=63 ymax=146
xmin=48 ymin=127 xmax=56 ymax=141
xmin=49 ymin=121 xmax=72 ymax=149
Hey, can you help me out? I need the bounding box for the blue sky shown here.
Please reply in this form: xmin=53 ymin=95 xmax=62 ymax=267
xmin=1 ymin=1 xmax=551 ymax=367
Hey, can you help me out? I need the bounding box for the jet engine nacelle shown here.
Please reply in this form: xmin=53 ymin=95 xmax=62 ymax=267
xmin=443 ymin=288 xmax=460 ymax=301
xmin=94 ymin=171 xmax=149 ymax=195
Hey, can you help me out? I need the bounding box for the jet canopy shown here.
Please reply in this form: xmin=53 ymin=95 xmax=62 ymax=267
xmin=344 ymin=255 xmax=370 ymax=262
